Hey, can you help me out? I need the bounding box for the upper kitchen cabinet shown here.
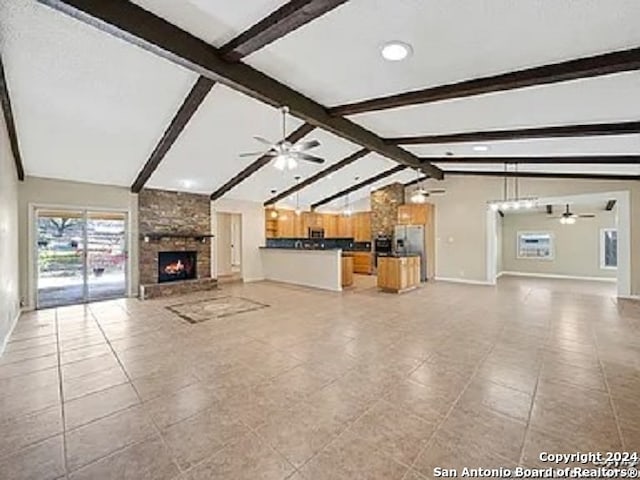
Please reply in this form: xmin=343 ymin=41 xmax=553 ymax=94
xmin=337 ymin=215 xmax=353 ymax=238
xmin=398 ymin=204 xmax=432 ymax=226
xmin=323 ymin=214 xmax=338 ymax=238
xmin=353 ymin=212 xmax=371 ymax=242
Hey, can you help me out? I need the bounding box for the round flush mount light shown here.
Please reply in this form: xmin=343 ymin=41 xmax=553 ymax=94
xmin=181 ymin=179 xmax=195 ymax=188
xmin=473 ymin=145 xmax=489 ymax=152
xmin=381 ymin=41 xmax=413 ymax=61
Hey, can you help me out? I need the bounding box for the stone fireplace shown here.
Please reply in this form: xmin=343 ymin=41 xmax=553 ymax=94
xmin=138 ymin=189 xmax=217 ymax=299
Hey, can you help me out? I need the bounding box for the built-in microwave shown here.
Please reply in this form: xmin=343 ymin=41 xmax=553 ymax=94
xmin=308 ymin=227 xmax=325 ymax=238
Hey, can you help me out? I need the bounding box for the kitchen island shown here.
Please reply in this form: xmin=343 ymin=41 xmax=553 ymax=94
xmin=260 ymin=247 xmax=346 ymax=291
xmin=377 ymin=254 xmax=421 ymax=293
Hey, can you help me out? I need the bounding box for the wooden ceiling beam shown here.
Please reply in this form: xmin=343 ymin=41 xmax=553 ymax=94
xmin=330 ymin=47 xmax=640 ymax=116
xmin=210 ymin=123 xmax=315 ymax=201
xmin=264 ymin=148 xmax=369 ymax=205
xmin=39 ymin=0 xmax=442 ymax=180
xmin=219 ymin=0 xmax=348 ymax=61
xmin=420 ymin=155 xmax=640 ymax=164
xmin=133 ymin=1 xmax=347 ymax=193
xmin=0 ymin=54 xmax=25 ymax=181
xmin=441 ymin=170 xmax=640 ymax=181
xmin=131 ymin=77 xmax=215 ymax=193
xmin=386 ymin=121 xmax=640 ymax=145
xmin=311 ymin=165 xmax=407 ymax=209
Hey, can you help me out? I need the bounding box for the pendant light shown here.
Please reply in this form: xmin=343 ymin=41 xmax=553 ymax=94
xmin=294 ymin=176 xmax=301 ymax=216
xmin=410 ymin=169 xmax=427 ymax=204
xmin=489 ymin=163 xmax=537 ymax=211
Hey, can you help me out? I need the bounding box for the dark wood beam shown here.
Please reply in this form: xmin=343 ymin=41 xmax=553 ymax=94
xmin=330 ymin=47 xmax=640 ymax=116
xmin=211 ymin=123 xmax=314 ymax=201
xmin=387 ymin=121 xmax=640 ymax=145
xmin=420 ymin=155 xmax=640 ymax=164
xmin=219 ymin=0 xmax=348 ymax=61
xmin=133 ymin=1 xmax=344 ymax=193
xmin=264 ymin=148 xmax=369 ymax=205
xmin=38 ymin=0 xmax=442 ymax=180
xmin=0 ymin=54 xmax=25 ymax=181
xmin=131 ymin=77 xmax=215 ymax=192
xmin=605 ymin=199 xmax=617 ymax=211
xmin=311 ymin=165 xmax=407 ymax=209
xmin=442 ymin=170 xmax=640 ymax=181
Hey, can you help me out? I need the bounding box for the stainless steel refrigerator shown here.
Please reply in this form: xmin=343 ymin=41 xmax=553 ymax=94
xmin=393 ymin=225 xmax=427 ymax=282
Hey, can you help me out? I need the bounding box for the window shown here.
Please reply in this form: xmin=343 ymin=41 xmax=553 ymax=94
xmin=600 ymin=228 xmax=617 ymax=270
xmin=517 ymin=232 xmax=554 ymax=260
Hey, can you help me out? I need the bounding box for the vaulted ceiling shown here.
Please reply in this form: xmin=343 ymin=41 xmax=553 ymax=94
xmin=1 ymin=0 xmax=639 ymax=210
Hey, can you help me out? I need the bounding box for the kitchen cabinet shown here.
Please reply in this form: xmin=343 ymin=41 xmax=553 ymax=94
xmin=353 ymin=212 xmax=371 ymax=241
xmin=323 ymin=214 xmax=338 ymax=238
xmin=341 ymin=256 xmax=354 ymax=287
xmin=397 ymin=204 xmax=430 ymax=225
xmin=277 ymin=211 xmax=295 ymax=238
xmin=350 ymin=252 xmax=373 ymax=274
xmin=337 ymin=215 xmax=353 ymax=237
xmin=377 ymin=256 xmax=420 ymax=293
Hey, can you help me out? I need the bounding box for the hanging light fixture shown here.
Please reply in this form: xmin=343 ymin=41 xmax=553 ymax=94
xmin=294 ymin=176 xmax=302 ymax=216
xmin=343 ymin=192 xmax=352 ymax=217
xmin=410 ymin=169 xmax=427 ymax=204
xmin=488 ymin=163 xmax=538 ymax=211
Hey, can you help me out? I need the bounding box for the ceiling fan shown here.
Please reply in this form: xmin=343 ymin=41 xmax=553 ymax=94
xmin=550 ymin=204 xmax=595 ymax=224
xmin=409 ymin=169 xmax=445 ymax=203
xmin=239 ymin=106 xmax=324 ymax=170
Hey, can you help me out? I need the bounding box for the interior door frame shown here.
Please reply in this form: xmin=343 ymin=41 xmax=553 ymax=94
xmin=29 ymin=203 xmax=132 ymax=309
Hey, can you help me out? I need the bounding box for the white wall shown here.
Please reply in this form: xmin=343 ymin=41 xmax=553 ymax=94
xmin=502 ymin=209 xmax=616 ymax=279
xmin=18 ymin=176 xmax=138 ymax=308
xmin=216 ymin=212 xmax=232 ymax=276
xmin=0 ymin=109 xmax=20 ymax=354
xmin=211 ymin=198 xmax=265 ymax=282
xmin=409 ymin=175 xmax=640 ymax=295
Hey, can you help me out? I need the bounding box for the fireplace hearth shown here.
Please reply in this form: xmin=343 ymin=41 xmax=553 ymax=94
xmin=158 ymin=251 xmax=197 ymax=283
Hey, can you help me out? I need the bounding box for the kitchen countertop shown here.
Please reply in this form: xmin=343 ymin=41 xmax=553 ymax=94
xmin=376 ymin=252 xmax=421 ymax=258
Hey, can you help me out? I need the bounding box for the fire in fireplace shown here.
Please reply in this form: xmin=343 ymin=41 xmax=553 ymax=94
xmin=158 ymin=251 xmax=197 ymax=283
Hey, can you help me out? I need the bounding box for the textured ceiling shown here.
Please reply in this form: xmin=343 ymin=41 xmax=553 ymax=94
xmin=2 ymin=0 xmax=638 ymax=204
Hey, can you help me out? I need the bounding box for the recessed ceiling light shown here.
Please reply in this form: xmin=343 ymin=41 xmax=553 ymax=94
xmin=381 ymin=41 xmax=413 ymax=61
xmin=181 ymin=179 xmax=194 ymax=188
xmin=473 ymin=145 xmax=489 ymax=152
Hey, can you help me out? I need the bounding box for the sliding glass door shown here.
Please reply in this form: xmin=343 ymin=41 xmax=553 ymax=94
xmin=36 ymin=209 xmax=127 ymax=308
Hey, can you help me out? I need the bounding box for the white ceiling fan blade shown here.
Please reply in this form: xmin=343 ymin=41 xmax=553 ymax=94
xmin=238 ymin=151 xmax=265 ymax=158
xmin=295 ymin=152 xmax=325 ymax=164
xmin=253 ymin=135 xmax=275 ymax=146
xmin=291 ymin=139 xmax=320 ymax=152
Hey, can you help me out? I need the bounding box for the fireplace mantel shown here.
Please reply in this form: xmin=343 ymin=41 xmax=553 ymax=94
xmin=141 ymin=232 xmax=215 ymax=242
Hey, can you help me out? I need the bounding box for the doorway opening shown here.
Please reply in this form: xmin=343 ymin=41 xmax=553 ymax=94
xmin=35 ymin=209 xmax=128 ymax=308
xmin=216 ymin=212 xmax=242 ymax=284
xmin=486 ymin=191 xmax=630 ymax=297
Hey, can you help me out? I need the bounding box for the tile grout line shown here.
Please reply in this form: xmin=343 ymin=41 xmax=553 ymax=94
xmin=405 ymin=321 xmax=510 ymax=475
xmin=86 ymin=304 xmax=184 ymax=476
xmin=516 ymin=343 xmax=545 ymax=466
xmin=53 ymin=307 xmax=70 ymax=477
xmin=591 ymin=322 xmax=626 ymax=451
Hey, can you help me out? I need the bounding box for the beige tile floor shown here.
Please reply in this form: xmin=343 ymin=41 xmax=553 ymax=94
xmin=0 ymin=275 xmax=638 ymax=479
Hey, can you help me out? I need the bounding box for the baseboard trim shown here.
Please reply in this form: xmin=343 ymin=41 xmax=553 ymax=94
xmin=0 ymin=306 xmax=22 ymax=358
xmin=242 ymin=277 xmax=265 ymax=283
xmin=435 ymin=277 xmax=494 ymax=286
xmin=618 ymin=295 xmax=640 ymax=301
xmin=500 ymin=271 xmax=617 ymax=283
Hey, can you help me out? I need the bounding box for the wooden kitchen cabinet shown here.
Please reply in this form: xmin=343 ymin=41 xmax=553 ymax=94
xmin=353 ymin=212 xmax=371 ymax=241
xmin=350 ymin=252 xmax=373 ymax=274
xmin=397 ymin=204 xmax=430 ymax=225
xmin=323 ymin=214 xmax=338 ymax=238
xmin=377 ymin=256 xmax=420 ymax=293
xmin=337 ymin=215 xmax=353 ymax=238
xmin=277 ymin=211 xmax=295 ymax=238
xmin=341 ymin=256 xmax=354 ymax=287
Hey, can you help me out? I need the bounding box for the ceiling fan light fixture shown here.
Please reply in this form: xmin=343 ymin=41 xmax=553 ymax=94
xmin=273 ymin=155 xmax=287 ymax=170
xmin=410 ymin=191 xmax=427 ymax=204
xmin=286 ymin=156 xmax=298 ymax=170
xmin=473 ymin=145 xmax=489 ymax=152
xmin=490 ymin=203 xmax=500 ymax=211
